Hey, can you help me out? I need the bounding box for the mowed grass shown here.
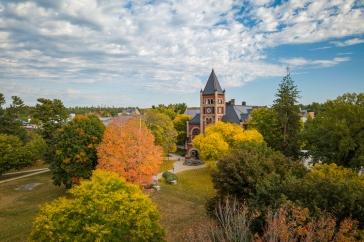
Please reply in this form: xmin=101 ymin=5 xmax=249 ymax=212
xmin=0 ymin=172 xmax=65 ymax=242
xmin=150 ymin=168 xmax=215 ymax=242
xmin=0 ymin=168 xmax=214 ymax=242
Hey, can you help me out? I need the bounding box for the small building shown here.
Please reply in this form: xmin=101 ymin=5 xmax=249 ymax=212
xmin=300 ymin=109 xmax=315 ymax=123
xmin=185 ymin=69 xmax=256 ymax=160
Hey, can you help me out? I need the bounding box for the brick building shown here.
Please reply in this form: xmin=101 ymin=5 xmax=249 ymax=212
xmin=185 ymin=69 xmax=256 ymax=160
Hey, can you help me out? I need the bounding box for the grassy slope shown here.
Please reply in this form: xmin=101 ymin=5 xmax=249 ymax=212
xmin=0 ymin=168 xmax=214 ymax=242
xmin=0 ymin=172 xmax=65 ymax=242
xmin=150 ymin=168 xmax=214 ymax=242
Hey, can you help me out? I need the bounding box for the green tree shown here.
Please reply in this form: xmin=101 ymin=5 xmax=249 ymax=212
xmin=210 ymin=142 xmax=306 ymax=213
xmin=144 ymin=110 xmax=177 ymax=154
xmin=0 ymin=95 xmax=27 ymax=140
xmin=51 ymin=115 xmax=105 ymax=188
xmin=150 ymin=103 xmax=187 ymax=120
xmin=286 ymin=163 xmax=364 ymax=226
xmin=0 ymin=93 xmax=4 ymax=107
xmin=24 ymin=132 xmax=47 ymax=162
xmin=0 ymin=133 xmax=46 ymax=175
xmin=248 ymin=107 xmax=282 ymax=150
xmin=173 ymin=114 xmax=191 ymax=145
xmin=34 ymin=98 xmax=68 ymax=164
xmin=34 ymin=98 xmax=68 ymax=144
xmin=303 ymin=93 xmax=364 ymax=169
xmin=30 ymin=170 xmax=165 ymax=242
xmin=299 ymin=102 xmax=325 ymax=114
xmin=273 ymin=73 xmax=301 ymax=158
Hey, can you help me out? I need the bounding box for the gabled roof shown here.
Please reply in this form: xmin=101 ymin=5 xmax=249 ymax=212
xmin=189 ymin=113 xmax=200 ymax=125
xmin=222 ymin=104 xmax=241 ymax=123
xmin=223 ymin=104 xmax=254 ymax=124
xmin=202 ymin=69 xmax=224 ymax=95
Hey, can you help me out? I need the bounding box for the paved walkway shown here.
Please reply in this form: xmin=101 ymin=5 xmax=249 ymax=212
xmin=0 ymin=168 xmax=50 ymax=184
xmin=157 ymin=153 xmax=206 ymax=179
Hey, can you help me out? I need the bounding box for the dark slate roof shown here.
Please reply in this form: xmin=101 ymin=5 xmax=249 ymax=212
xmin=189 ymin=113 xmax=200 ymax=125
xmin=223 ymin=104 xmax=253 ymax=123
xmin=202 ymin=69 xmax=224 ymax=95
xmin=185 ymin=107 xmax=200 ymax=117
xmin=222 ymin=104 xmax=241 ymax=123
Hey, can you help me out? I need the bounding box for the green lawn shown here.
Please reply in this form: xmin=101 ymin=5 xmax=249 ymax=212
xmin=0 ymin=172 xmax=65 ymax=242
xmin=0 ymin=168 xmax=214 ymax=242
xmin=150 ymin=168 xmax=214 ymax=242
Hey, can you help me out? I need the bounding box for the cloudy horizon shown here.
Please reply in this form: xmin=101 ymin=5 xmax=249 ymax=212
xmin=0 ymin=0 xmax=363 ymax=107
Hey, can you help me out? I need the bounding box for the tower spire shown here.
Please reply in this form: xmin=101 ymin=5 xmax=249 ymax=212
xmin=202 ymin=69 xmax=224 ymax=95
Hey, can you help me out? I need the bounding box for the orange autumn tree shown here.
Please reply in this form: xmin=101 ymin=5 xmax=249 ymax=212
xmin=97 ymin=117 xmax=163 ymax=185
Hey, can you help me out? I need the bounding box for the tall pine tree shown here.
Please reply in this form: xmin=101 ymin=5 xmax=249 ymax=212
xmin=273 ymin=71 xmax=301 ymax=158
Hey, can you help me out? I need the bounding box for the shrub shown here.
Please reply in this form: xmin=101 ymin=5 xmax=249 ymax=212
xmin=210 ymin=142 xmax=306 ymax=214
xmin=0 ymin=133 xmax=46 ymax=175
xmin=30 ymin=170 xmax=165 ymax=242
xmin=286 ymin=163 xmax=364 ymax=226
xmin=162 ymin=171 xmax=177 ymax=183
xmin=188 ymin=200 xmax=364 ymax=242
xmin=260 ymin=202 xmax=363 ymax=242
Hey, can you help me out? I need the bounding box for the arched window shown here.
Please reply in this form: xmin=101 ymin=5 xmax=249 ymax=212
xmin=191 ymin=128 xmax=200 ymax=138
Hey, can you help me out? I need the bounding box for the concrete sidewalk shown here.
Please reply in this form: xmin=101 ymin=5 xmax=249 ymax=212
xmin=157 ymin=154 xmax=206 ymax=179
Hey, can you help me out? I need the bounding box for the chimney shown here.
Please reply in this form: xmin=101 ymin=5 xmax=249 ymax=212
xmin=230 ymin=99 xmax=235 ymax=105
xmin=242 ymin=101 xmax=246 ymax=106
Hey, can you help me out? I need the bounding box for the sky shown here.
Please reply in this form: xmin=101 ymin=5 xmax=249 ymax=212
xmin=0 ymin=0 xmax=363 ymax=108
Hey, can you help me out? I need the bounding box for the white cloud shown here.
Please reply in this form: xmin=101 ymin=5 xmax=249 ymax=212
xmin=331 ymin=38 xmax=364 ymax=47
xmin=0 ymin=0 xmax=363 ymax=105
xmin=281 ymin=56 xmax=351 ymax=68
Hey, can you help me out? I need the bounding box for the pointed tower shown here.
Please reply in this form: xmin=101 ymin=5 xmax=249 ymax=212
xmin=200 ymin=69 xmax=226 ymax=132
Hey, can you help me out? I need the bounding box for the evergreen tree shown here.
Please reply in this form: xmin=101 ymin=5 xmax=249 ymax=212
xmin=273 ymin=72 xmax=301 ymax=158
xmin=0 ymin=94 xmax=27 ymax=140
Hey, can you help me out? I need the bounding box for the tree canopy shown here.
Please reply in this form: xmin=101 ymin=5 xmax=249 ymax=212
xmin=0 ymin=94 xmax=28 ymax=140
xmin=0 ymin=133 xmax=46 ymax=175
xmin=30 ymin=170 xmax=164 ymax=242
xmin=50 ymin=115 xmax=105 ymax=188
xmin=173 ymin=114 xmax=191 ymax=145
xmin=144 ymin=110 xmax=177 ymax=154
xmin=97 ymin=117 xmax=163 ymax=185
xmin=303 ymin=93 xmax=364 ymax=169
xmin=34 ymin=98 xmax=68 ymax=145
xmin=286 ymin=163 xmax=364 ymax=226
xmin=193 ymin=122 xmax=263 ymax=162
xmin=210 ymin=142 xmax=306 ymax=214
xmin=248 ymin=107 xmax=281 ymax=151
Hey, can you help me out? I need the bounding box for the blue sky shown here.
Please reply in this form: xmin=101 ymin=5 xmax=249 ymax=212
xmin=0 ymin=0 xmax=363 ymax=107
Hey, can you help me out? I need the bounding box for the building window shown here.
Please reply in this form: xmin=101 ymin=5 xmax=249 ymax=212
xmin=191 ymin=128 xmax=200 ymax=138
xmin=206 ymin=117 xmax=213 ymax=124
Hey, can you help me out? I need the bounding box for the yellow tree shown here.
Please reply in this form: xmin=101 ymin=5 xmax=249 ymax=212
xmin=97 ymin=117 xmax=163 ymax=185
xmin=193 ymin=122 xmax=263 ymax=163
